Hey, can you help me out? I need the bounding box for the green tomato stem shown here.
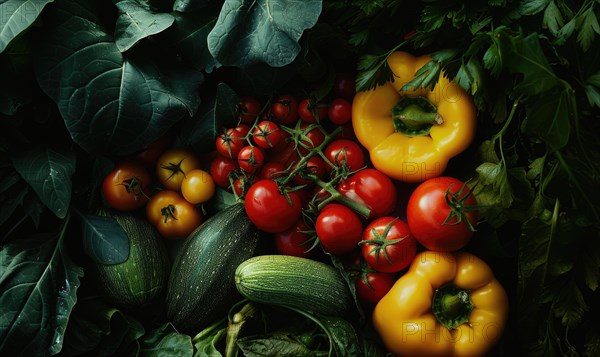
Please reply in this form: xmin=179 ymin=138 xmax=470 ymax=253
xmin=313 ymin=178 xmax=371 ymax=219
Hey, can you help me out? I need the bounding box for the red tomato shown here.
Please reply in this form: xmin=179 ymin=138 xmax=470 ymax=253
xmin=328 ymin=98 xmax=352 ymax=125
xmin=209 ymin=156 xmax=238 ymax=188
xmin=360 ymin=217 xmax=417 ymax=273
xmin=298 ymin=98 xmax=329 ymax=123
xmin=293 ymin=156 xmax=327 ymax=186
xmin=244 ymin=179 xmax=303 ymax=233
xmin=338 ymin=168 xmax=397 ymax=219
xmin=252 ymin=120 xmax=283 ymax=149
xmin=324 ymin=139 xmax=366 ymax=172
xmin=298 ymin=122 xmax=326 ymax=155
xmin=146 ymin=190 xmax=202 ymax=239
xmin=102 ymin=162 xmax=151 ymax=211
xmin=274 ymin=219 xmax=316 ymax=258
xmin=236 ymin=96 xmax=262 ymax=123
xmin=355 ymin=271 xmax=396 ymax=305
xmin=232 ymin=173 xmax=256 ymax=198
xmin=269 ymin=94 xmax=298 ymax=126
xmin=315 ymin=203 xmax=363 ymax=256
xmin=406 ymin=176 xmax=478 ymax=252
xmin=215 ymin=126 xmax=247 ymax=159
xmin=237 ymin=146 xmax=264 ymax=173
xmin=259 ymin=162 xmax=287 ymax=180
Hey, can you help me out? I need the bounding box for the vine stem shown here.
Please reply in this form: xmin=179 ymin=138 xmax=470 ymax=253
xmin=312 ymin=177 xmax=371 ymax=219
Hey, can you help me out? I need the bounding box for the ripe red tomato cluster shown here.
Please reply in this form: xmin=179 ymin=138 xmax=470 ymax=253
xmin=101 ymin=135 xmax=216 ymax=240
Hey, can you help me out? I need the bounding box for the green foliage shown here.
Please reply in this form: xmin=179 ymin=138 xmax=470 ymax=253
xmin=80 ymin=214 xmax=130 ymax=265
xmin=0 ymin=0 xmax=54 ymax=53
xmin=113 ymin=0 xmax=175 ymax=52
xmin=0 ymin=227 xmax=83 ymax=355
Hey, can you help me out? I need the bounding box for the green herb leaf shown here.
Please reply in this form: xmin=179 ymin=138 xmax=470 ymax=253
xmin=114 ymin=0 xmax=175 ymax=52
xmin=207 ymin=0 xmax=322 ymax=67
xmin=81 ymin=214 xmax=131 ymax=265
xmin=522 ymin=88 xmax=571 ymax=150
xmin=11 ymin=146 xmax=76 ymax=219
xmin=317 ymin=315 xmax=361 ymax=357
xmin=576 ymin=7 xmax=600 ymax=51
xmin=519 ymin=0 xmax=550 ymax=16
xmin=0 ymin=0 xmax=54 ymax=53
xmin=173 ymin=0 xmax=210 ymax=12
xmin=401 ymin=49 xmax=459 ymax=91
xmin=0 ymin=231 xmax=83 ymax=355
xmin=551 ymin=277 xmax=588 ymax=327
xmin=455 ymin=56 xmax=483 ymax=95
xmin=237 ymin=335 xmax=315 ymax=357
xmin=35 ymin=0 xmax=203 ymax=156
xmin=543 ymin=1 xmax=564 ymax=36
xmin=507 ymin=33 xmax=561 ymax=95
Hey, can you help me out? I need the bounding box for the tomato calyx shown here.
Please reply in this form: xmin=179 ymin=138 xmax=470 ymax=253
xmin=160 ymin=204 xmax=178 ymax=223
xmin=346 ymin=255 xmax=378 ymax=290
xmin=160 ymin=158 xmax=188 ymax=182
xmin=358 ymin=218 xmax=407 ymax=265
xmin=118 ymin=176 xmax=149 ymax=200
xmin=442 ymin=181 xmax=481 ymax=232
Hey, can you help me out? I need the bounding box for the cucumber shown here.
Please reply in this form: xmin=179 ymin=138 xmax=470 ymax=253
xmin=235 ymin=255 xmax=353 ymax=316
xmin=166 ymin=203 xmax=262 ymax=331
xmin=91 ymin=211 xmax=170 ymax=309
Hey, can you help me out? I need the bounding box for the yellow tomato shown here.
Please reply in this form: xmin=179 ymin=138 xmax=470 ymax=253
xmin=181 ymin=169 xmax=216 ymax=204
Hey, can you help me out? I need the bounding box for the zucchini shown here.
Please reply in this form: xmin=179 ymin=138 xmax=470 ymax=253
xmin=91 ymin=211 xmax=170 ymax=309
xmin=235 ymin=255 xmax=353 ymax=316
xmin=166 ymin=203 xmax=262 ymax=331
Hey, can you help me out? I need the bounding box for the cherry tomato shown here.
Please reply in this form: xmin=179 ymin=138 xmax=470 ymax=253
xmin=269 ymin=94 xmax=299 ymax=126
xmin=215 ymin=126 xmax=248 ymax=159
xmin=259 ymin=161 xmax=287 ymax=180
xmin=293 ymin=155 xmax=327 ymax=186
xmin=328 ymin=98 xmax=352 ymax=125
xmin=129 ymin=133 xmax=172 ymax=169
xmin=338 ymin=168 xmax=397 ymax=219
xmin=232 ymin=173 xmax=256 ymax=198
xmin=146 ymin=190 xmax=202 ymax=239
xmin=355 ymin=271 xmax=396 ymax=305
xmin=298 ymin=98 xmax=328 ymax=123
xmin=156 ymin=148 xmax=201 ymax=191
xmin=274 ymin=219 xmax=316 ymax=258
xmin=360 ymin=217 xmax=417 ymax=273
xmin=298 ymin=122 xmax=326 ymax=155
xmin=237 ymin=146 xmax=264 ymax=173
xmin=315 ymin=203 xmax=363 ymax=256
xmin=236 ymin=96 xmax=262 ymax=123
xmin=181 ymin=169 xmax=215 ymax=204
xmin=324 ymin=139 xmax=366 ymax=172
xmin=252 ymin=120 xmax=283 ymax=149
xmin=209 ymin=156 xmax=238 ymax=188
xmin=244 ymin=179 xmax=302 ymax=233
xmin=332 ymin=74 xmax=356 ymax=101
xmin=406 ymin=176 xmax=478 ymax=252
xmin=102 ymin=162 xmax=151 ymax=211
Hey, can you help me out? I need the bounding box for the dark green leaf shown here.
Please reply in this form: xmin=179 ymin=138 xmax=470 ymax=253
xmin=114 ymin=0 xmax=175 ymax=52
xmin=552 ymin=277 xmax=588 ymax=326
xmin=585 ymin=331 xmax=600 ymax=357
xmin=576 ymin=8 xmax=600 ymax=51
xmin=165 ymin=10 xmax=219 ymax=73
xmin=455 ymin=56 xmax=483 ymax=95
xmin=140 ymin=323 xmax=193 ymax=357
xmin=519 ymin=0 xmax=550 ymax=15
xmin=22 ymin=191 xmax=45 ymax=227
xmin=507 ymin=33 xmax=560 ymax=95
xmin=207 ymin=0 xmax=322 ymax=67
xmin=0 ymin=0 xmax=54 ymax=53
xmin=585 ymin=72 xmax=600 ymax=107
xmin=211 ymin=188 xmax=238 ymax=212
xmin=81 ymin=214 xmax=131 ymax=265
xmin=237 ymin=335 xmax=316 ymax=357
xmin=355 ymin=53 xmax=393 ymax=92
xmin=317 ymin=315 xmax=361 ymax=357
xmin=35 ymin=0 xmax=203 ymax=155
xmin=62 ymin=296 xmax=145 ymax=356
xmin=173 ymin=0 xmax=210 ymax=12
xmin=11 ymin=146 xmax=76 ymax=219
xmin=543 ymin=1 xmax=564 ymax=36
xmin=328 ymin=253 xmax=364 ymax=322
xmin=0 ymin=232 xmax=83 ymax=355
xmin=581 ymin=234 xmax=600 ymax=291
xmin=522 ymin=88 xmax=571 ymax=150
xmin=401 ymin=49 xmax=458 ymax=91
xmin=555 ymin=17 xmax=576 ymax=44
xmin=0 ymin=182 xmax=28 ymax=226
xmin=179 ymin=82 xmax=239 ymax=153
xmin=192 ymin=319 xmax=225 ymax=357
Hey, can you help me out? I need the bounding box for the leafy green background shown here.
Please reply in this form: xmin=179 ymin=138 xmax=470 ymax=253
xmin=1 ymin=0 xmax=600 ymax=356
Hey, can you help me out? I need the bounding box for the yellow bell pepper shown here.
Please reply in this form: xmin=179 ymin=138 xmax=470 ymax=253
xmin=372 ymin=251 xmax=508 ymax=357
xmin=352 ymin=52 xmax=477 ymax=183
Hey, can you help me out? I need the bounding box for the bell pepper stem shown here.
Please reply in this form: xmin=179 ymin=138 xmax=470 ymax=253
xmin=396 ymin=104 xmax=444 ymax=126
xmin=432 ymin=284 xmax=474 ymax=330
